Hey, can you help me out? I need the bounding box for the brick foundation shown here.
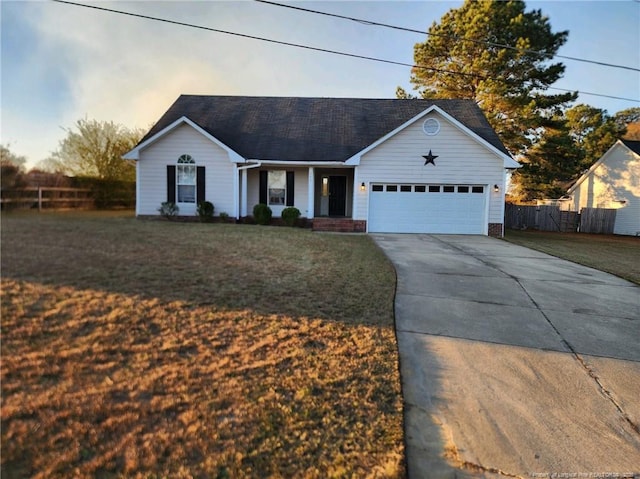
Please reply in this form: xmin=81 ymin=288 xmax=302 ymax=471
xmin=312 ymin=218 xmax=366 ymax=233
xmin=488 ymin=223 xmax=503 ymax=237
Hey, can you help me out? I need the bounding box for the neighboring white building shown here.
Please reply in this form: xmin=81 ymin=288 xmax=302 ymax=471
xmin=124 ymin=95 xmax=519 ymax=236
xmin=567 ymin=139 xmax=640 ymax=236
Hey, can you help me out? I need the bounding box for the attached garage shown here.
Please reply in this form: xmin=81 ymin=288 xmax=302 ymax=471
xmin=368 ymin=184 xmax=487 ymax=234
xmin=350 ymin=105 xmax=520 ymax=236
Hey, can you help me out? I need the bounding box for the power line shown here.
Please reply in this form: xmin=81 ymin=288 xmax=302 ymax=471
xmin=50 ymin=0 xmax=483 ymax=80
xmin=51 ymin=0 xmax=640 ymax=103
xmin=546 ymin=87 xmax=640 ymax=103
xmin=256 ymin=0 xmax=640 ymax=73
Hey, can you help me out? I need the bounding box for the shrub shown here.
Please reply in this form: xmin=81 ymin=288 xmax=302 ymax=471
xmin=219 ymin=212 xmax=230 ymax=223
xmin=196 ymin=201 xmax=214 ymax=222
xmin=281 ymin=207 xmax=301 ymax=227
xmin=158 ymin=202 xmax=179 ymax=219
xmin=71 ymin=176 xmax=135 ymax=209
xmin=1 ymin=163 xmax=26 ymax=190
xmin=253 ymin=203 xmax=272 ymax=225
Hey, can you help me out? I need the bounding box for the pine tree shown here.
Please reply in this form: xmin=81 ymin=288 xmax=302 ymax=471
xmin=514 ymin=121 xmax=583 ymax=200
xmin=565 ymin=104 xmax=627 ymax=170
xmin=407 ymin=0 xmax=576 ymax=154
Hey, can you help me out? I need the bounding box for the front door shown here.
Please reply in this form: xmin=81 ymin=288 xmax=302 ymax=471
xmin=328 ymin=175 xmax=347 ymax=216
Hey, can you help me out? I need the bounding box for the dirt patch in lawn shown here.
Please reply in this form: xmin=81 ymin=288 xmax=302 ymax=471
xmin=1 ymin=212 xmax=404 ymax=478
xmin=504 ymin=230 xmax=640 ymax=285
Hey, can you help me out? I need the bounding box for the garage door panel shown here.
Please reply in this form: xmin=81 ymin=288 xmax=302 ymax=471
xmin=369 ymin=184 xmax=486 ymax=234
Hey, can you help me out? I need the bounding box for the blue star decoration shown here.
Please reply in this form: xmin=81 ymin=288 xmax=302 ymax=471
xmin=423 ymin=150 xmax=438 ymax=166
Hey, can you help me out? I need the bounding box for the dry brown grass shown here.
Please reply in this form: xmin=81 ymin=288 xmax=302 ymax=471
xmin=504 ymin=230 xmax=640 ymax=285
xmin=1 ymin=211 xmax=404 ymax=478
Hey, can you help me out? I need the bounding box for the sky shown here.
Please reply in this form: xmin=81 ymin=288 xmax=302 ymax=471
xmin=1 ymin=0 xmax=639 ymax=169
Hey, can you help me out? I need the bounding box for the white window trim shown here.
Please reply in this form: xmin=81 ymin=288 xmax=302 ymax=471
xmin=267 ymin=170 xmax=286 ymax=207
xmin=177 ymin=154 xmax=196 ymax=204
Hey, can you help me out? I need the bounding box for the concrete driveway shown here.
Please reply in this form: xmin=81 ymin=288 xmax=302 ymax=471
xmin=372 ymin=234 xmax=640 ymax=479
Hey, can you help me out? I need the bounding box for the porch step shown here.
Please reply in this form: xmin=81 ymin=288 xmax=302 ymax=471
xmin=312 ymin=218 xmax=366 ymax=233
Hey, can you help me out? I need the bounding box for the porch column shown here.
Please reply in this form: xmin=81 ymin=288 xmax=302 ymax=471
xmin=241 ymin=168 xmax=248 ymax=217
xmin=307 ymin=167 xmax=315 ymax=218
xmin=233 ymin=166 xmax=240 ymax=219
xmin=352 ymin=166 xmax=359 ymax=220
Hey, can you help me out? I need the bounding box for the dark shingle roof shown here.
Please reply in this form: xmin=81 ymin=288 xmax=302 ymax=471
xmin=141 ymin=95 xmax=510 ymax=161
xmin=621 ymin=139 xmax=640 ymax=155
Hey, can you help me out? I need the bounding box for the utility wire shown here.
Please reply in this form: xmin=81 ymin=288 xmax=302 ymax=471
xmin=51 ymin=0 xmax=640 ymax=103
xmin=547 ymin=86 xmax=639 ymax=102
xmin=50 ymin=0 xmax=484 ymax=80
xmin=256 ymin=0 xmax=640 ymax=73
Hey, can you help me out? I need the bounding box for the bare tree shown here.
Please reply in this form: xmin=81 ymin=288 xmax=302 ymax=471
xmin=44 ymin=119 xmax=143 ymax=181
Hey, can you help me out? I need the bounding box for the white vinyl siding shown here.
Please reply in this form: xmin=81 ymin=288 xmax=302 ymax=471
xmin=246 ymin=168 xmax=310 ymax=218
xmin=571 ymin=143 xmax=640 ymax=236
xmin=136 ymin=124 xmax=235 ymax=216
xmin=354 ymin=112 xmax=506 ymax=232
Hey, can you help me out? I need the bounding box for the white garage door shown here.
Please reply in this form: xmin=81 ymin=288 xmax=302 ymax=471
xmin=368 ymin=184 xmax=487 ymax=234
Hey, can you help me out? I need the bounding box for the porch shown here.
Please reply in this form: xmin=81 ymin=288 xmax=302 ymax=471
xmin=239 ymin=164 xmax=357 ymax=221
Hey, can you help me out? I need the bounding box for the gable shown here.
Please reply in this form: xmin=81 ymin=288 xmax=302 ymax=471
xmin=345 ymin=105 xmax=518 ymax=168
xmin=135 ymin=122 xmax=238 ymax=217
xmin=124 ymin=116 xmax=244 ymax=163
xmin=358 ymin=111 xmax=508 ymax=180
xmin=139 ymin=122 xmax=229 ymax=160
xmin=568 ymin=140 xmax=640 ymax=194
xmin=134 ymin=96 xmax=512 ymax=163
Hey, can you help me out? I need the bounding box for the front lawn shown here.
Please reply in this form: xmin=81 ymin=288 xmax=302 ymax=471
xmin=504 ymin=229 xmax=640 ymax=285
xmin=1 ymin=211 xmax=404 ymax=478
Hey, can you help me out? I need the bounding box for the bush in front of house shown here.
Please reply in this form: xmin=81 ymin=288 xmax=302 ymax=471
xmin=253 ymin=203 xmax=272 ymax=225
xmin=196 ymin=201 xmax=215 ymax=222
xmin=158 ymin=201 xmax=179 ymax=219
xmin=281 ymin=207 xmax=301 ymax=227
xmin=219 ymin=212 xmax=230 ymax=223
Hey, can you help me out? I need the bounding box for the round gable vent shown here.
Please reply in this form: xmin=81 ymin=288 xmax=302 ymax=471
xmin=422 ymin=118 xmax=440 ymax=136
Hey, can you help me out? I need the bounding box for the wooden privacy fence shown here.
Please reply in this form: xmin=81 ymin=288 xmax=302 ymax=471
xmin=505 ymin=204 xmax=578 ymax=232
xmin=539 ymin=207 xmax=579 ymax=233
xmin=0 ymin=187 xmax=93 ymax=211
xmin=579 ymin=207 xmax=617 ymax=234
xmin=505 ymin=204 xmax=617 ymax=234
xmin=505 ymin=204 xmax=538 ymax=230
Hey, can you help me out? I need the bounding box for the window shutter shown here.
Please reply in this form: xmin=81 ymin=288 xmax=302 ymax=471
xmin=259 ymin=170 xmax=268 ymax=204
xmin=167 ymin=165 xmax=176 ymax=203
xmin=196 ymin=166 xmax=206 ymax=204
xmin=286 ymin=171 xmax=294 ymax=207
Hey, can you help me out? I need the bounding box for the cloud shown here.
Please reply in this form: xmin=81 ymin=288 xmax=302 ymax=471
xmin=4 ymin=0 xmax=636 ymax=169
xmin=3 ymin=0 xmax=424 ymax=167
xmin=3 ymin=1 xmax=250 ymax=165
xmin=35 ymin=2 xmax=242 ymax=125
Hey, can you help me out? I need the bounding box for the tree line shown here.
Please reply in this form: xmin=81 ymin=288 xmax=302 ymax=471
xmin=1 ymin=119 xmax=144 ymax=187
xmin=3 ymin=0 xmax=639 ymax=201
xmin=397 ymin=0 xmax=640 ymax=201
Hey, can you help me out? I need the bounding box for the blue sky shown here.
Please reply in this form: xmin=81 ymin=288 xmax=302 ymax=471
xmin=1 ymin=0 xmax=639 ymax=168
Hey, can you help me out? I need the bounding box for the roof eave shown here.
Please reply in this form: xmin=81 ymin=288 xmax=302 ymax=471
xmin=247 ymin=159 xmax=348 ymax=166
